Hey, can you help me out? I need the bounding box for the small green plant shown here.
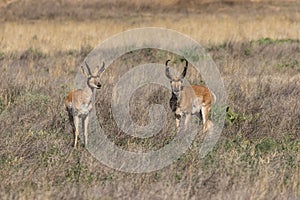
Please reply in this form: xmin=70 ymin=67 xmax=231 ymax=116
xmin=32 ymin=35 xmax=38 ymax=40
xmin=253 ymin=37 xmax=299 ymax=45
xmin=0 ymin=51 xmax=4 ymax=60
xmin=224 ymin=107 xmax=259 ymax=126
xmin=244 ymin=47 xmax=252 ymax=56
xmin=0 ymin=96 xmax=5 ymax=114
xmin=67 ymin=49 xmax=76 ymax=56
xmin=257 ymin=37 xmax=275 ymax=45
xmin=255 ymin=138 xmax=277 ymax=155
xmin=276 ymin=59 xmax=300 ymax=70
xmin=20 ymin=47 xmax=47 ymax=59
xmin=175 ymin=173 xmax=182 ymax=182
xmin=225 ymin=107 xmax=243 ymax=125
xmin=154 ymin=172 xmax=161 ymax=181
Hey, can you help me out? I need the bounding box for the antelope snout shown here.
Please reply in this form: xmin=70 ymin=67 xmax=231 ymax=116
xmin=96 ymin=82 xmax=102 ymax=89
xmin=173 ymin=88 xmax=180 ymax=93
xmin=172 ymin=88 xmax=181 ymax=96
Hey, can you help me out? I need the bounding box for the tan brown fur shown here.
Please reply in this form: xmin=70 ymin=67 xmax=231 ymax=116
xmin=165 ymin=60 xmax=215 ymax=132
xmin=65 ymin=61 xmax=105 ymax=148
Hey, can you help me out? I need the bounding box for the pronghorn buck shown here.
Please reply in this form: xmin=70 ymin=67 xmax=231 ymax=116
xmin=165 ymin=59 xmax=216 ymax=132
xmin=65 ymin=61 xmax=105 ymax=148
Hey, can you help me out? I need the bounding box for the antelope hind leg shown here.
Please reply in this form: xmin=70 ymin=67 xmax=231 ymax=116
xmin=74 ymin=115 xmax=79 ymax=148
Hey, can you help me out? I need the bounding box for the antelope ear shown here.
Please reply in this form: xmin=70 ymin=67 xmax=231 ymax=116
xmin=165 ymin=60 xmax=172 ymax=80
xmin=81 ymin=65 xmax=90 ymax=78
xmin=93 ymin=62 xmax=105 ymax=76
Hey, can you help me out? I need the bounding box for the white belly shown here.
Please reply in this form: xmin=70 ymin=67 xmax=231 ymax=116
xmin=191 ymin=98 xmax=202 ymax=114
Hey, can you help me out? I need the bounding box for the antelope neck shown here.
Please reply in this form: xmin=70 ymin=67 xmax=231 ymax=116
xmin=83 ymin=84 xmax=94 ymax=104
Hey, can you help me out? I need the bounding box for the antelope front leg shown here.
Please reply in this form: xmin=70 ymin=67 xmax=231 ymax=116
xmin=83 ymin=115 xmax=89 ymax=147
xmin=175 ymin=108 xmax=183 ymax=130
xmin=74 ymin=115 xmax=79 ymax=148
xmin=184 ymin=113 xmax=191 ymax=131
xmin=175 ymin=113 xmax=181 ymax=129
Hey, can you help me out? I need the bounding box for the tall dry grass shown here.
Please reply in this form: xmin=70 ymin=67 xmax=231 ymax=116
xmin=1 ymin=13 xmax=300 ymax=53
xmin=0 ymin=40 xmax=299 ymax=199
xmin=0 ymin=1 xmax=299 ymax=199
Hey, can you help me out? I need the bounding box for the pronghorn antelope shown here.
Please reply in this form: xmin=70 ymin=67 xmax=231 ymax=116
xmin=165 ymin=59 xmax=216 ymax=132
xmin=65 ymin=61 xmax=105 ymax=148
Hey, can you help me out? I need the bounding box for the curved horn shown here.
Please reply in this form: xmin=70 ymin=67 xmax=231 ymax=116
xmin=84 ymin=60 xmax=92 ymax=75
xmin=165 ymin=59 xmax=172 ymax=80
xmin=166 ymin=59 xmax=171 ymax=67
xmin=180 ymin=59 xmax=188 ymax=78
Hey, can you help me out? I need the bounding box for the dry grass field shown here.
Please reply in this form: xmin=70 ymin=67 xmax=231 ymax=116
xmin=0 ymin=0 xmax=299 ymax=199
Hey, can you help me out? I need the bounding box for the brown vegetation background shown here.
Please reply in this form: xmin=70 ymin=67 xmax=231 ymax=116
xmin=0 ymin=0 xmax=299 ymax=199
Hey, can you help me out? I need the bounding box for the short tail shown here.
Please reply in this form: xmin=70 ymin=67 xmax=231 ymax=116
xmin=211 ymin=92 xmax=217 ymax=104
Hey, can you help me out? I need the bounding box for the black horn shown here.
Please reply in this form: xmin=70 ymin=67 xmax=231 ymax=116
xmin=180 ymin=59 xmax=188 ymax=78
xmin=84 ymin=60 xmax=92 ymax=75
xmin=165 ymin=59 xmax=172 ymax=79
